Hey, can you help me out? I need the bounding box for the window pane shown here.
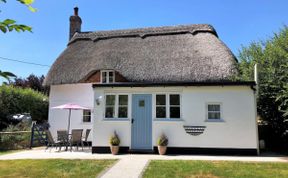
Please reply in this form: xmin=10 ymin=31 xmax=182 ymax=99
xmin=170 ymin=107 xmax=180 ymax=118
xmin=208 ymin=112 xmax=221 ymax=119
xmin=105 ymin=107 xmax=114 ymax=118
xmin=83 ymin=116 xmax=91 ymax=122
xmin=156 ymin=95 xmax=166 ymax=105
xmin=109 ymin=72 xmax=114 ymax=83
xmin=208 ymin=104 xmax=220 ymax=111
xmin=106 ymin=95 xmax=115 ymax=105
xmin=83 ymin=110 xmax=91 ymax=122
xmin=156 ymin=106 xmax=166 ymax=118
xmin=118 ymin=106 xmax=128 ymax=118
xmin=83 ymin=110 xmax=91 ymax=116
xmin=119 ymin=95 xmax=128 ymax=105
xmin=170 ymin=94 xmax=180 ymax=105
xmin=102 ymin=72 xmax=107 ymax=83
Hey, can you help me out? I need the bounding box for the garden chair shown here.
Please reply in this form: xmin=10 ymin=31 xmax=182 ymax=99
xmin=57 ymin=130 xmax=69 ymax=151
xmin=70 ymin=129 xmax=84 ymax=151
xmin=45 ymin=130 xmax=60 ymax=151
xmin=82 ymin=129 xmax=91 ymax=149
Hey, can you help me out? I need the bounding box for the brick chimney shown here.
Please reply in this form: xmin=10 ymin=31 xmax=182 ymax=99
xmin=69 ymin=7 xmax=82 ymax=40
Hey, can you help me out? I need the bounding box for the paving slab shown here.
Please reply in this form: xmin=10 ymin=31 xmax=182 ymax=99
xmin=0 ymin=148 xmax=287 ymax=162
xmin=100 ymin=156 xmax=149 ymax=178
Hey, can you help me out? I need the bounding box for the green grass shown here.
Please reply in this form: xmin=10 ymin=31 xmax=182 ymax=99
xmin=0 ymin=159 xmax=116 ymax=178
xmin=143 ymin=160 xmax=288 ymax=178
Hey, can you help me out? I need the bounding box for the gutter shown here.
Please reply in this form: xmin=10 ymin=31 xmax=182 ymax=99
xmin=92 ymin=81 xmax=256 ymax=88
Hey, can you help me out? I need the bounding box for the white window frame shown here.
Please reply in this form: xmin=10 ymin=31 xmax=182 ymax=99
xmin=82 ymin=109 xmax=91 ymax=123
xmin=104 ymin=93 xmax=129 ymax=120
xmin=100 ymin=70 xmax=115 ymax=84
xmin=206 ymin=103 xmax=224 ymax=122
xmin=155 ymin=93 xmax=181 ymax=120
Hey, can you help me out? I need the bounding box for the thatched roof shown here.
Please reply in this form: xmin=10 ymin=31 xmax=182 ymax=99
xmin=44 ymin=24 xmax=238 ymax=86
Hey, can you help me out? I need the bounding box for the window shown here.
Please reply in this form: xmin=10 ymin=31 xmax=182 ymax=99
xmin=118 ymin=95 xmax=128 ymax=118
xmin=83 ymin=110 xmax=91 ymax=122
xmin=105 ymin=94 xmax=129 ymax=119
xmin=156 ymin=95 xmax=166 ymax=118
xmin=169 ymin=94 xmax=180 ymax=118
xmin=105 ymin=95 xmax=115 ymax=118
xmin=156 ymin=94 xmax=181 ymax=119
xmin=101 ymin=70 xmax=114 ymax=83
xmin=207 ymin=104 xmax=221 ymax=120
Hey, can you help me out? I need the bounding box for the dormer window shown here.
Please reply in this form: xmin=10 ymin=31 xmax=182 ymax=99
xmin=101 ymin=70 xmax=115 ymax=83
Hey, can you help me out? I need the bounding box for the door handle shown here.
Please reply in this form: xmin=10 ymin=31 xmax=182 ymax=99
xmin=131 ymin=118 xmax=134 ymax=124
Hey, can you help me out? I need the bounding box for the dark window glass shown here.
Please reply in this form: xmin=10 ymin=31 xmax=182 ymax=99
xmin=208 ymin=112 xmax=221 ymax=119
xmin=208 ymin=104 xmax=220 ymax=111
xmin=83 ymin=110 xmax=91 ymax=122
xmin=156 ymin=107 xmax=166 ymax=118
xmin=106 ymin=95 xmax=115 ymax=105
xmin=208 ymin=104 xmax=221 ymax=120
xmin=119 ymin=95 xmax=128 ymax=105
xmin=156 ymin=95 xmax=166 ymax=105
xmin=170 ymin=94 xmax=180 ymax=105
xmin=170 ymin=107 xmax=180 ymax=118
xmin=105 ymin=107 xmax=114 ymax=118
xmin=118 ymin=107 xmax=128 ymax=118
xmin=105 ymin=95 xmax=115 ymax=118
xmin=118 ymin=95 xmax=128 ymax=118
xmin=139 ymin=100 xmax=145 ymax=107
xmin=102 ymin=72 xmax=107 ymax=83
xmin=109 ymin=72 xmax=114 ymax=83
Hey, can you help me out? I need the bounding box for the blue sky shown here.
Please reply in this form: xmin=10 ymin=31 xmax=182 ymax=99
xmin=0 ymin=0 xmax=287 ymax=82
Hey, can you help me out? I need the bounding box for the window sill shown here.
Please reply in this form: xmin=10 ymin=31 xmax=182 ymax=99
xmin=154 ymin=118 xmax=184 ymax=122
xmin=103 ymin=118 xmax=130 ymax=121
xmin=205 ymin=119 xmax=225 ymax=123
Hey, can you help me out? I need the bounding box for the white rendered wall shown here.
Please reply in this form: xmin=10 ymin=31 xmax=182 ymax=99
xmin=93 ymin=86 xmax=258 ymax=149
xmin=48 ymin=84 xmax=94 ymax=141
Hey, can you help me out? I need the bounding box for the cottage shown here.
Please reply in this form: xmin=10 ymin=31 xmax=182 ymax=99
xmin=44 ymin=8 xmax=258 ymax=155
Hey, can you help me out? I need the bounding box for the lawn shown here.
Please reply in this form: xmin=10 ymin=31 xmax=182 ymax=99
xmin=143 ymin=160 xmax=288 ymax=178
xmin=0 ymin=159 xmax=116 ymax=178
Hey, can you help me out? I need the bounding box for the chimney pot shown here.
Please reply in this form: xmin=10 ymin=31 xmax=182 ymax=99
xmin=74 ymin=7 xmax=79 ymax=16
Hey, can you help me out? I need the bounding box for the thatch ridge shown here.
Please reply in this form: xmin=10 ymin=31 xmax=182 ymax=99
xmin=69 ymin=24 xmax=217 ymax=45
xmin=44 ymin=24 xmax=237 ymax=86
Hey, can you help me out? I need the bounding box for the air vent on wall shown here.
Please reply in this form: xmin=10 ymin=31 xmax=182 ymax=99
xmin=183 ymin=126 xmax=206 ymax=136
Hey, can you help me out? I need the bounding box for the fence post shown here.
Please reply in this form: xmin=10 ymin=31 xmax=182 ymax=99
xmin=30 ymin=121 xmax=36 ymax=149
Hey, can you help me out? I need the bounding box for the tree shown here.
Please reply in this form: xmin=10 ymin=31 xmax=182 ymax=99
xmin=237 ymin=26 xmax=288 ymax=150
xmin=0 ymin=0 xmax=37 ymax=81
xmin=0 ymin=70 xmax=16 ymax=81
xmin=0 ymin=85 xmax=48 ymax=130
xmin=0 ymin=0 xmax=36 ymax=33
xmin=10 ymin=74 xmax=49 ymax=95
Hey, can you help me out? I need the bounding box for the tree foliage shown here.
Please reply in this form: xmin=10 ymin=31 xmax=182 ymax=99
xmin=9 ymin=74 xmax=50 ymax=95
xmin=0 ymin=70 xmax=16 ymax=81
xmin=0 ymin=85 xmax=48 ymax=130
xmin=237 ymin=26 xmax=288 ymax=150
xmin=0 ymin=0 xmax=36 ymax=33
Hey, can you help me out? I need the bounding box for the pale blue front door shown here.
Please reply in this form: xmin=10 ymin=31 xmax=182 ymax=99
xmin=131 ymin=94 xmax=152 ymax=150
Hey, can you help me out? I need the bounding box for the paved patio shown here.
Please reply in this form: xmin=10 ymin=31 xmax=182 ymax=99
xmin=0 ymin=148 xmax=287 ymax=178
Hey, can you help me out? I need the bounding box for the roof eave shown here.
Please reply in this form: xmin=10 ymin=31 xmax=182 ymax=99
xmin=92 ymin=81 xmax=256 ymax=88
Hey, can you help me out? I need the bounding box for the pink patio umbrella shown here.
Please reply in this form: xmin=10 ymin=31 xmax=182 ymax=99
xmin=52 ymin=103 xmax=89 ymax=134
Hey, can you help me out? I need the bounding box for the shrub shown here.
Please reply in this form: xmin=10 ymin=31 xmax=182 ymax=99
xmin=109 ymin=131 xmax=120 ymax=146
xmin=0 ymin=85 xmax=48 ymax=130
xmin=157 ymin=134 xmax=168 ymax=146
xmin=0 ymin=124 xmax=31 ymax=150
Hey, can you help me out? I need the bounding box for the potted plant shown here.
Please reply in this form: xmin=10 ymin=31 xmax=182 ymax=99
xmin=109 ymin=131 xmax=120 ymax=155
xmin=157 ymin=134 xmax=168 ymax=155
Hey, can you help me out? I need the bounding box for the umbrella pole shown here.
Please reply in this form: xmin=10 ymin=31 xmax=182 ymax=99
xmin=68 ymin=109 xmax=71 ymax=134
